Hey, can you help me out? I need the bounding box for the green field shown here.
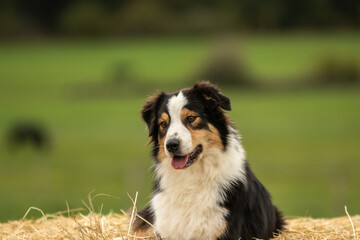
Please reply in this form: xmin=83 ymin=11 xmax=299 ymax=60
xmin=0 ymin=33 xmax=360 ymax=222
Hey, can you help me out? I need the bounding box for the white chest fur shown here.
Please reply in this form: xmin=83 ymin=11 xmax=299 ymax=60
xmin=152 ymin=132 xmax=246 ymax=240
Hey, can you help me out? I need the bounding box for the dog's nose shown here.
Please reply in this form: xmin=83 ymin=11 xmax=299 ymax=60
xmin=166 ymin=138 xmax=180 ymax=153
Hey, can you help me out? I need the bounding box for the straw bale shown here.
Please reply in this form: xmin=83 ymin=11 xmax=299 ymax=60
xmin=1 ymin=212 xmax=359 ymax=240
xmin=0 ymin=194 xmax=358 ymax=240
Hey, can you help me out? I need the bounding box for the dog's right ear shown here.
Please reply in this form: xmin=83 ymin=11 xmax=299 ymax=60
xmin=141 ymin=92 xmax=166 ymax=141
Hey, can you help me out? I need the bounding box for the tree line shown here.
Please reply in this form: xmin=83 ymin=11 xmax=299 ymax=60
xmin=0 ymin=0 xmax=359 ymax=37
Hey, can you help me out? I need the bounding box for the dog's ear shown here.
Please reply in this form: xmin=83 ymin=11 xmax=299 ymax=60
xmin=141 ymin=92 xmax=166 ymax=139
xmin=193 ymin=81 xmax=231 ymax=111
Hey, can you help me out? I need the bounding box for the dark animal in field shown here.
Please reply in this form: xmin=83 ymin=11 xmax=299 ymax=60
xmin=7 ymin=122 xmax=50 ymax=151
xmin=133 ymin=81 xmax=284 ymax=240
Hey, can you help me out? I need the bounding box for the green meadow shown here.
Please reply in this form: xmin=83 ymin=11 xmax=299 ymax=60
xmin=0 ymin=33 xmax=360 ymax=222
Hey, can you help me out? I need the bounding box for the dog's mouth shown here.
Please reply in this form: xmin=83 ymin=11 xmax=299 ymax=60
xmin=171 ymin=145 xmax=203 ymax=170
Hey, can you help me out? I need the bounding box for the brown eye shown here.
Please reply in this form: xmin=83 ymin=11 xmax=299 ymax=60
xmin=160 ymin=121 xmax=167 ymax=128
xmin=186 ymin=116 xmax=197 ymax=123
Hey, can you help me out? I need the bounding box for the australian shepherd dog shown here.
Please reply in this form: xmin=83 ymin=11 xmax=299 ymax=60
xmin=133 ymin=82 xmax=284 ymax=240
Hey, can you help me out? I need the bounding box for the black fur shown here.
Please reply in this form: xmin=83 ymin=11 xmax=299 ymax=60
xmin=141 ymin=91 xmax=168 ymax=162
xmin=133 ymin=205 xmax=155 ymax=231
xmin=218 ymin=162 xmax=284 ymax=240
xmin=133 ymin=176 xmax=159 ymax=231
xmin=135 ymin=82 xmax=285 ymax=239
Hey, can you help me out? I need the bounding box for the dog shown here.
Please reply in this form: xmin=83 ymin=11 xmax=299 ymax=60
xmin=133 ymin=82 xmax=284 ymax=240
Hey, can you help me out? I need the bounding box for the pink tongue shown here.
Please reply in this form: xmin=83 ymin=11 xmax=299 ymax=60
xmin=171 ymin=155 xmax=189 ymax=169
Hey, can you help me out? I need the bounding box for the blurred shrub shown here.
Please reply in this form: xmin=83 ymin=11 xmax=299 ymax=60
xmin=110 ymin=61 xmax=134 ymax=84
xmin=60 ymin=2 xmax=109 ymax=35
xmin=196 ymin=38 xmax=253 ymax=87
xmin=315 ymin=57 xmax=360 ymax=86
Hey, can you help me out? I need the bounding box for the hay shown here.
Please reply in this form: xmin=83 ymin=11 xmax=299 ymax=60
xmin=0 ymin=194 xmax=359 ymax=240
xmin=2 ymin=213 xmax=359 ymax=240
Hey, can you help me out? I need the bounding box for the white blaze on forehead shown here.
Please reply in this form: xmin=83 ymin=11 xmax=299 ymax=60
xmin=165 ymin=91 xmax=193 ymax=155
xmin=167 ymin=91 xmax=188 ymax=118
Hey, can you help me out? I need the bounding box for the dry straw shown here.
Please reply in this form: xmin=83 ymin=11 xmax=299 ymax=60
xmin=0 ymin=193 xmax=359 ymax=240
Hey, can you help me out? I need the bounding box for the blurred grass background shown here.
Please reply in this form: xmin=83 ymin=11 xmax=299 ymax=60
xmin=1 ymin=0 xmax=360 ymax=222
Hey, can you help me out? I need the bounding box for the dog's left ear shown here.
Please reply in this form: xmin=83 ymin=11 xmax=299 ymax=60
xmin=193 ymin=81 xmax=231 ymax=111
xmin=141 ymin=92 xmax=166 ymax=139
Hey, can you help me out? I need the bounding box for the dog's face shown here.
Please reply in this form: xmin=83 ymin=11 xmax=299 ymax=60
xmin=142 ymin=82 xmax=231 ymax=170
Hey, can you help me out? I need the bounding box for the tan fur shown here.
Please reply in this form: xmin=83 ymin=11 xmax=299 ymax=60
xmin=157 ymin=113 xmax=170 ymax=161
xmin=203 ymin=94 xmax=215 ymax=102
xmin=191 ymin=124 xmax=223 ymax=151
xmin=157 ymin=137 xmax=167 ymax=161
xmin=158 ymin=112 xmax=169 ymax=126
xmin=180 ymin=108 xmax=223 ymax=152
xmin=180 ymin=109 xmax=201 ymax=126
xmin=157 ymin=139 xmax=167 ymax=161
xmin=214 ymin=221 xmax=228 ymax=239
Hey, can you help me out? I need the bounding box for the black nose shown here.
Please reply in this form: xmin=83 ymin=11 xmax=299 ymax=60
xmin=166 ymin=138 xmax=180 ymax=153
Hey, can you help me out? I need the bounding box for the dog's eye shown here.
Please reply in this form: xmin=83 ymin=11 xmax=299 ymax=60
xmin=160 ymin=121 xmax=168 ymax=128
xmin=186 ymin=116 xmax=197 ymax=123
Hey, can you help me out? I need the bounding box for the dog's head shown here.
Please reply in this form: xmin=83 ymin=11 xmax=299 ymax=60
xmin=141 ymin=81 xmax=231 ymax=169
